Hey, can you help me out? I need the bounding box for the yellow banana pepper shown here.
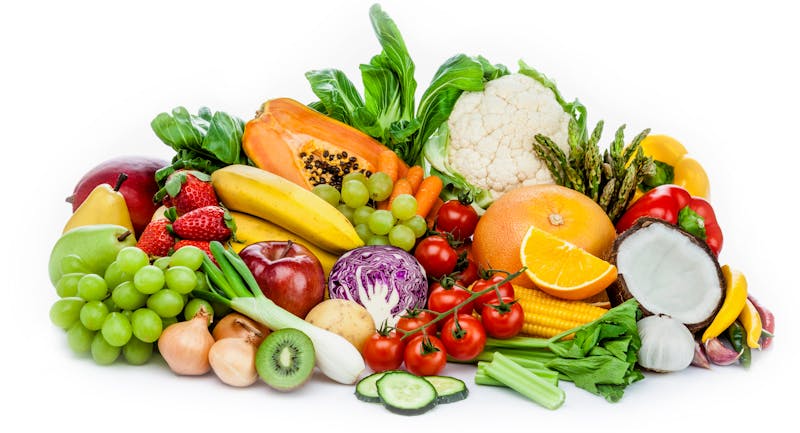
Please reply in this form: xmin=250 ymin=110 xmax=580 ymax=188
xmin=738 ymin=298 xmax=763 ymax=349
xmin=631 ymin=135 xmax=710 ymax=203
xmin=701 ymin=265 xmax=748 ymax=343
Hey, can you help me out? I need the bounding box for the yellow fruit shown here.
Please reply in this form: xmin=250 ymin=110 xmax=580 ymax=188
xmin=519 ymin=225 xmax=618 ymax=300
xmin=63 ymin=176 xmax=135 ymax=236
xmin=472 ymin=184 xmax=616 ymax=289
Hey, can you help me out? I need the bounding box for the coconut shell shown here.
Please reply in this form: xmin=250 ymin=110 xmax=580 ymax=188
xmin=606 ymin=217 xmax=725 ymax=333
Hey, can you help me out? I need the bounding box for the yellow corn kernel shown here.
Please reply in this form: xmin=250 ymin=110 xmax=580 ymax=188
xmin=515 ymin=285 xmax=608 ymax=339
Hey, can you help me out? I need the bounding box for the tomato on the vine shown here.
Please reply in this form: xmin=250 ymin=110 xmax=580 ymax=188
xmin=440 ymin=314 xmax=487 ymax=361
xmin=436 ymin=197 xmax=479 ymax=241
xmin=428 ymin=281 xmax=474 ymax=315
xmin=362 ymin=329 xmax=406 ymax=372
xmin=471 ymin=272 xmax=515 ymax=310
xmin=453 ymin=242 xmax=478 ymax=287
xmin=395 ymin=309 xmax=439 ymax=334
xmin=414 ymin=235 xmax=458 ymax=279
xmin=403 ymin=334 xmax=447 ymax=376
xmin=480 ymin=296 xmax=524 ymax=339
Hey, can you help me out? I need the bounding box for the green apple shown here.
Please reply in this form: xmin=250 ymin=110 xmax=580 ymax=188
xmin=49 ymin=224 xmax=137 ymax=286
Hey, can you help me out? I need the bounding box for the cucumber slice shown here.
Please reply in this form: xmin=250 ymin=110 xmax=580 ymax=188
xmin=376 ymin=371 xmax=437 ymax=415
xmin=355 ymin=371 xmax=387 ymax=403
xmin=424 ymin=375 xmax=469 ymax=403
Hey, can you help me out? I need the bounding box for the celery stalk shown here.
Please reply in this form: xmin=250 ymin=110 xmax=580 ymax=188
xmin=475 ymin=362 xmax=559 ymax=387
xmin=483 ymin=352 xmax=566 ymax=410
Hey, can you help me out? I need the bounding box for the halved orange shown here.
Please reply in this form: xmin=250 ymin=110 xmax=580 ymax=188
xmin=519 ymin=225 xmax=618 ymax=300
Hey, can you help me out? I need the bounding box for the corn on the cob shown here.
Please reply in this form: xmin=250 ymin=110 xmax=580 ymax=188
xmin=514 ymin=285 xmax=608 ymax=338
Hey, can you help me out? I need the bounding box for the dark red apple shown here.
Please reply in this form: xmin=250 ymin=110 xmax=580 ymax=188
xmin=239 ymin=240 xmax=325 ymax=318
xmin=68 ymin=156 xmax=167 ymax=237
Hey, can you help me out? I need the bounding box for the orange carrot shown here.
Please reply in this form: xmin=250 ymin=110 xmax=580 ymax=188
xmin=414 ymin=175 xmax=444 ymax=218
xmin=405 ymin=165 xmax=424 ymax=194
xmin=388 ymin=178 xmax=413 ymax=208
xmin=426 ymin=197 xmax=445 ymax=229
xmin=377 ymin=149 xmax=400 ymax=183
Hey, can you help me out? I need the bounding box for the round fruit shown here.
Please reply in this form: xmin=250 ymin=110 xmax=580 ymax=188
xmin=472 ymin=184 xmax=616 ymax=289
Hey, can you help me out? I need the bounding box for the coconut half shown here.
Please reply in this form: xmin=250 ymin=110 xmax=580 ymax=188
xmin=608 ymin=218 xmax=724 ymax=332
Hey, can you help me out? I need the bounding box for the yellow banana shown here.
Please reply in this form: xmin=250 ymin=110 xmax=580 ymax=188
xmin=229 ymin=211 xmax=338 ymax=276
xmin=211 ymin=165 xmax=363 ymax=254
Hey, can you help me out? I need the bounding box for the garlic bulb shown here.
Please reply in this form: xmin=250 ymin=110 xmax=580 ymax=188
xmin=637 ymin=315 xmax=695 ymax=373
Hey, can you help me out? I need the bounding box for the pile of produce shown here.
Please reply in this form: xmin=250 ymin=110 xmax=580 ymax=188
xmin=47 ymin=3 xmax=775 ymax=415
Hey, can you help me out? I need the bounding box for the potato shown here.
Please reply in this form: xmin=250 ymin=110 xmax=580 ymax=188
xmin=304 ymin=299 xmax=375 ymax=352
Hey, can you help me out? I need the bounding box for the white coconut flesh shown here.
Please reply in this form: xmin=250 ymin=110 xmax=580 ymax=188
xmin=615 ymin=222 xmax=722 ymax=325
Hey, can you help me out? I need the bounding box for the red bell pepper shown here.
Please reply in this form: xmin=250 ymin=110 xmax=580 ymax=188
xmin=616 ymin=184 xmax=723 ymax=256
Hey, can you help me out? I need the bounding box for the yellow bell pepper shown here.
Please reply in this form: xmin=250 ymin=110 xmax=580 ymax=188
xmin=738 ymin=298 xmax=763 ymax=349
xmin=701 ymin=265 xmax=748 ymax=343
xmin=631 ymin=134 xmax=710 ymax=203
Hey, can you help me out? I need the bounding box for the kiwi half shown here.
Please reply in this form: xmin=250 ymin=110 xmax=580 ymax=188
xmin=255 ymin=328 xmax=316 ymax=391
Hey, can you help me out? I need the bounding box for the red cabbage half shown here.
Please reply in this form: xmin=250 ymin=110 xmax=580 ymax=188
xmin=327 ymin=246 xmax=428 ymax=327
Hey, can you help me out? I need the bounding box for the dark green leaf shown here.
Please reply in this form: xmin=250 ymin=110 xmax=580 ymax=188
xmin=151 ymin=107 xmax=208 ymax=151
xmin=368 ymin=4 xmax=416 ymax=122
xmin=305 ymin=68 xmax=367 ymax=125
xmin=360 ymin=63 xmax=403 ymax=138
xmin=202 ymin=111 xmax=245 ymax=164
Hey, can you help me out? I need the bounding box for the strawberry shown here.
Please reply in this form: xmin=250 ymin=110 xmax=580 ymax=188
xmin=163 ymin=170 xmax=218 ymax=215
xmin=136 ymin=218 xmax=175 ymax=257
xmin=170 ymin=205 xmax=235 ymax=242
xmin=173 ymin=239 xmax=216 ymax=264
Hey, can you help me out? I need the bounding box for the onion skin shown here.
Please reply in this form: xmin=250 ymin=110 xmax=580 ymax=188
xmin=208 ymin=337 xmax=258 ymax=387
xmin=212 ymin=312 xmax=270 ymax=346
xmin=158 ymin=307 xmax=215 ymax=375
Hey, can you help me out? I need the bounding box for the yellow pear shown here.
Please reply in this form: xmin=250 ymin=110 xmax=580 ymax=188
xmin=63 ymin=173 xmax=136 ymax=236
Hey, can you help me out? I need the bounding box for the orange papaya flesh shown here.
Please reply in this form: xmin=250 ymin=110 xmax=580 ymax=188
xmin=242 ymin=98 xmax=406 ymax=190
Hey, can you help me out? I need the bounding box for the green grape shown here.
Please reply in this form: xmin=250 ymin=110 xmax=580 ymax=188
xmin=79 ymin=300 xmax=109 ymax=331
xmin=103 ymin=261 xmax=131 ymax=289
xmin=352 ymin=205 xmax=375 ymax=225
xmin=91 ymin=333 xmax=120 ymax=365
xmin=101 ymin=312 xmax=133 ymax=347
xmin=66 ymin=322 xmax=95 ymax=355
xmin=121 ymin=310 xmax=133 ymax=320
xmin=401 ymin=215 xmax=428 ymax=238
xmin=77 ymin=274 xmax=108 ymax=302
xmin=133 ymin=265 xmax=165 ymax=295
xmin=130 ymin=308 xmax=162 ymax=343
xmin=336 ymin=203 xmax=355 ymax=224
xmin=147 ymin=289 xmax=185 ymax=318
xmin=390 ymin=194 xmax=418 ymax=221
xmin=367 ymin=172 xmax=393 ymax=201
xmin=61 ymin=254 xmax=91 ymax=274
xmin=161 ymin=315 xmax=179 ymax=329
xmin=164 ymin=266 xmax=197 ymax=294
xmin=367 ymin=209 xmax=396 ymax=236
xmin=122 ymin=337 xmax=153 ymax=365
xmin=354 ymin=223 xmax=373 ymax=243
xmin=183 ymin=298 xmax=214 ymax=324
xmin=102 ymin=296 xmax=120 ymax=313
xmin=342 ymin=172 xmax=368 ymax=185
xmin=388 ymin=224 xmax=416 ymax=251
xmin=55 ymin=273 xmax=85 ymax=298
xmin=169 ymin=246 xmax=205 ymax=271
xmin=194 ymin=271 xmax=209 ymax=292
xmin=341 ymin=180 xmax=370 ymax=208
xmin=116 ymin=246 xmax=150 ymax=275
xmin=367 ymin=235 xmax=390 ymax=246
xmin=111 ymin=281 xmax=148 ymax=310
xmin=311 ymin=184 xmax=342 ymax=207
xmin=153 ymin=256 xmax=172 ymax=270
xmin=50 ymin=297 xmax=85 ymax=329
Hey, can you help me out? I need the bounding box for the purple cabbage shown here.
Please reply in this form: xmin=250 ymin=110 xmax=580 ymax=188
xmin=328 ymin=246 xmax=427 ymax=327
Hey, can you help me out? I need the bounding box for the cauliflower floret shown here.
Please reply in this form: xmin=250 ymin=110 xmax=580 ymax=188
xmin=447 ymin=73 xmax=572 ymax=199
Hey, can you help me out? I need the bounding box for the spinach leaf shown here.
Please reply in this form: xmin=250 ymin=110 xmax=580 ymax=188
xmin=367 ymin=3 xmax=416 ymax=123
xmin=305 ymin=69 xmax=370 ymax=127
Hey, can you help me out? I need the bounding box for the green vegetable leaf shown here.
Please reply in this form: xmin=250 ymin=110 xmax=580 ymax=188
xmin=203 ymin=111 xmax=245 ymax=164
xmin=305 ymin=68 xmax=369 ymax=126
xmin=151 ymin=107 xmax=209 ymax=151
xmin=368 ymin=3 xmax=416 ymax=122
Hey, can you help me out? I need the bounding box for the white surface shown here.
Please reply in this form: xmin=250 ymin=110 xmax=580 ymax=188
xmin=2 ymin=0 xmax=796 ymax=431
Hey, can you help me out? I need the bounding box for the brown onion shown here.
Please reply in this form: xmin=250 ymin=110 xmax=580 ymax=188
xmin=158 ymin=307 xmax=215 ymax=375
xmin=212 ymin=312 xmax=270 ymax=346
xmin=208 ymin=336 xmax=258 ymax=387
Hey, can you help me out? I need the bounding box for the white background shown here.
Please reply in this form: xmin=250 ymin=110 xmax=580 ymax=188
xmin=2 ymin=0 xmax=796 ymax=431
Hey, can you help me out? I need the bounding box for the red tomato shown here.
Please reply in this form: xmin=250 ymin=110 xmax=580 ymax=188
xmin=436 ymin=199 xmax=479 ymax=241
xmin=404 ymin=334 xmax=447 ymax=376
xmin=454 ymin=242 xmax=478 ymax=287
xmin=428 ymin=282 xmax=474 ymax=315
xmin=471 ymin=273 xmax=515 ymax=310
xmin=362 ymin=331 xmax=406 ymax=372
xmin=440 ymin=314 xmax=487 ymax=361
xmin=480 ymin=297 xmax=525 ymax=339
xmin=395 ymin=309 xmax=439 ymax=334
xmin=414 ymin=235 xmax=458 ymax=279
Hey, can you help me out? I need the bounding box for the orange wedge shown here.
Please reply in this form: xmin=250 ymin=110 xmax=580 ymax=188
xmin=519 ymin=225 xmax=618 ymax=300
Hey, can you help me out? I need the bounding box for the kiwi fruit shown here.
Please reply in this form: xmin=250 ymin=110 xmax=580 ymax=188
xmin=255 ymin=328 xmax=316 ymax=391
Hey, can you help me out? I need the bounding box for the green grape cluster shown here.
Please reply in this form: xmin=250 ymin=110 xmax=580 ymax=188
xmin=312 ymin=171 xmax=427 ymax=251
xmin=49 ymin=245 xmax=213 ymax=366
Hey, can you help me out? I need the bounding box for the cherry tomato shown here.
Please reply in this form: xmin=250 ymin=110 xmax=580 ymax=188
xmin=428 ymin=282 xmax=474 ymax=315
xmin=403 ymin=334 xmax=447 ymax=376
xmin=436 ymin=199 xmax=479 ymax=241
xmin=395 ymin=309 xmax=439 ymax=334
xmin=454 ymin=242 xmax=478 ymax=287
xmin=440 ymin=314 xmax=487 ymax=361
xmin=362 ymin=330 xmax=406 ymax=372
xmin=480 ymin=297 xmax=525 ymax=339
xmin=414 ymin=235 xmax=458 ymax=279
xmin=471 ymin=273 xmax=515 ymax=310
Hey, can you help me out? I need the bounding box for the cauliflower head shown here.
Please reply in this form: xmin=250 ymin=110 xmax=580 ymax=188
xmin=446 ymin=73 xmax=572 ymax=199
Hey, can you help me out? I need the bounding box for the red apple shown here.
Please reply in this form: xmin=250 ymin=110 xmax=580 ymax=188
xmin=68 ymin=156 xmax=167 ymax=237
xmin=239 ymin=240 xmax=326 ymax=318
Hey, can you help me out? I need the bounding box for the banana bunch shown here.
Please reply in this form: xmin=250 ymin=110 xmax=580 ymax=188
xmin=212 ymin=164 xmax=364 ymax=255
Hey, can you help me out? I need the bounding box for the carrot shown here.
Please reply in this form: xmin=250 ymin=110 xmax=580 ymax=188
xmin=426 ymin=197 xmax=445 ymax=229
xmin=414 ymin=175 xmax=444 ymax=218
xmin=377 ymin=178 xmax=413 ymax=210
xmin=405 ymin=165 xmax=424 ymax=194
xmin=377 ymin=149 xmax=400 ymax=183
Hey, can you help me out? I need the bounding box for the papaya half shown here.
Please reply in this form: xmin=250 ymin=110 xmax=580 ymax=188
xmin=242 ymin=98 xmax=407 ymax=190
